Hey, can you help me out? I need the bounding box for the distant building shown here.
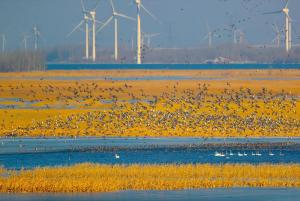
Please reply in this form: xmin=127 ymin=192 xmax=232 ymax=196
xmin=204 ymin=57 xmax=231 ymax=64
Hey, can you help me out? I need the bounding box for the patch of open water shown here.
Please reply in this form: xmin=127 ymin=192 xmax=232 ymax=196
xmin=0 ymin=189 xmax=299 ymax=201
xmin=0 ymin=138 xmax=299 ymax=170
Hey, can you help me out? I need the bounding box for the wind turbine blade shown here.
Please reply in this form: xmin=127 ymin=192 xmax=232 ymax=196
xmin=109 ymin=0 xmax=115 ymax=13
xmin=201 ymin=34 xmax=208 ymax=42
xmin=205 ymin=22 xmax=210 ymax=33
xmin=115 ymin=12 xmax=136 ymax=21
xmin=274 ymin=23 xmax=280 ymax=32
xmin=287 ymin=13 xmax=292 ymax=21
xmin=284 ymin=0 xmax=289 ymax=8
xmin=151 ymin=33 xmax=160 ymax=37
xmin=67 ymin=20 xmax=84 ymax=37
xmin=93 ymin=0 xmax=101 ymax=11
xmin=140 ymin=4 xmax=160 ymax=23
xmin=81 ymin=0 xmax=86 ymax=12
xmin=96 ymin=16 xmax=113 ymax=33
xmin=95 ymin=19 xmax=104 ymax=25
xmin=263 ymin=10 xmax=282 ymax=15
xmin=271 ymin=24 xmax=278 ymax=33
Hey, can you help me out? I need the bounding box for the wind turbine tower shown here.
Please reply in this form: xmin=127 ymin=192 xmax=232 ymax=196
xmin=233 ymin=29 xmax=244 ymax=44
xmin=202 ymin=27 xmax=213 ymax=48
xmin=208 ymin=32 xmax=212 ymax=48
xmin=134 ymin=0 xmax=158 ymax=64
xmin=136 ymin=0 xmax=142 ymax=64
xmin=283 ymin=2 xmax=292 ymax=52
xmin=1 ymin=34 xmax=6 ymax=53
xmin=90 ymin=10 xmax=97 ymax=62
xmin=233 ymin=29 xmax=238 ymax=44
xmin=84 ymin=14 xmax=90 ymax=59
xmin=22 ymin=35 xmax=30 ymax=50
xmin=33 ymin=26 xmax=41 ymax=50
xmin=202 ymin=23 xmax=216 ymax=48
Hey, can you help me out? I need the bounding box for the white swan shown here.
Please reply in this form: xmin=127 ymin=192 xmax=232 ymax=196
xmin=238 ymin=152 xmax=243 ymax=157
xmin=214 ymin=151 xmax=225 ymax=157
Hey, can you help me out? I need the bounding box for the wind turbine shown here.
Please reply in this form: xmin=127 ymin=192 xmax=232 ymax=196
xmin=142 ymin=33 xmax=160 ymax=48
xmin=135 ymin=0 xmax=159 ymax=64
xmin=202 ymin=24 xmax=215 ymax=48
xmin=97 ymin=0 xmax=135 ymax=62
xmin=233 ymin=29 xmax=238 ymax=44
xmin=68 ymin=0 xmax=101 ymax=61
xmin=1 ymin=34 xmax=6 ymax=53
xmin=22 ymin=35 xmax=30 ymax=50
xmin=233 ymin=29 xmax=245 ymax=44
xmin=32 ymin=25 xmax=41 ymax=50
xmin=271 ymin=23 xmax=283 ymax=47
xmin=264 ymin=0 xmax=292 ymax=52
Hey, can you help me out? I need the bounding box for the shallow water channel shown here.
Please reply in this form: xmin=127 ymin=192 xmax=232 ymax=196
xmin=0 ymin=189 xmax=300 ymax=201
xmin=0 ymin=137 xmax=299 ymax=169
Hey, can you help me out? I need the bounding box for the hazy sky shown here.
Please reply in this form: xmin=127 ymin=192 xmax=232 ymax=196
xmin=0 ymin=0 xmax=300 ymax=50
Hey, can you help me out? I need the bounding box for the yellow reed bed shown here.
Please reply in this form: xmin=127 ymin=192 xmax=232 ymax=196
xmin=0 ymin=163 xmax=299 ymax=193
xmin=0 ymin=70 xmax=299 ymax=138
xmin=0 ymin=167 xmax=5 ymax=175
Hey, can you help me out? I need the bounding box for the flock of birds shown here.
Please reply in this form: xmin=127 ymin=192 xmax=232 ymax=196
xmin=0 ymin=80 xmax=299 ymax=137
xmin=114 ymin=151 xmax=282 ymax=160
xmin=214 ymin=150 xmax=285 ymax=157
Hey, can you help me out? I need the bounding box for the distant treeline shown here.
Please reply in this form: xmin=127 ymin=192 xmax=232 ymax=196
xmin=0 ymin=51 xmax=45 ymax=72
xmin=1 ymin=44 xmax=300 ymax=72
xmin=46 ymin=44 xmax=300 ymax=64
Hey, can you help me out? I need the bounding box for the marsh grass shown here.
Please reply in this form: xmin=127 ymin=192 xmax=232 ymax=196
xmin=0 ymin=163 xmax=299 ymax=193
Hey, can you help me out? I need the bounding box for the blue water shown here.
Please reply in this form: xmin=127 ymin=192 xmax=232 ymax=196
xmin=0 ymin=138 xmax=299 ymax=170
xmin=1 ymin=189 xmax=299 ymax=201
xmin=47 ymin=63 xmax=300 ymax=70
xmin=2 ymin=75 xmax=299 ymax=81
xmin=1 ymin=148 xmax=298 ymax=170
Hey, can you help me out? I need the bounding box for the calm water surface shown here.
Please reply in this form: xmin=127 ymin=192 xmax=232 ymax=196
xmin=1 ymin=189 xmax=299 ymax=201
xmin=0 ymin=138 xmax=299 ymax=169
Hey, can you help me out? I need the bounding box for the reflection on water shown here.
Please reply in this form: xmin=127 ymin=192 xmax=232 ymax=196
xmin=1 ymin=189 xmax=299 ymax=201
xmin=0 ymin=138 xmax=299 ymax=169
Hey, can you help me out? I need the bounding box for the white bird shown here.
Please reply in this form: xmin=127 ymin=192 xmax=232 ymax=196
xmin=229 ymin=151 xmax=234 ymax=156
xmin=115 ymin=154 xmax=120 ymax=159
xmin=269 ymin=152 xmax=275 ymax=156
xmin=243 ymin=152 xmax=248 ymax=156
xmin=214 ymin=151 xmax=225 ymax=157
xmin=256 ymin=152 xmax=262 ymax=156
xmin=238 ymin=152 xmax=243 ymax=157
